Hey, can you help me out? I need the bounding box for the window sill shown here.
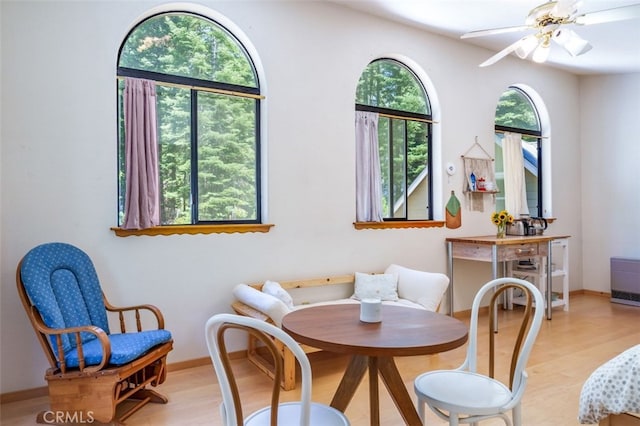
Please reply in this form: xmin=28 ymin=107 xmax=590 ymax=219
xmin=111 ymin=224 xmax=274 ymax=237
xmin=353 ymin=220 xmax=445 ymax=230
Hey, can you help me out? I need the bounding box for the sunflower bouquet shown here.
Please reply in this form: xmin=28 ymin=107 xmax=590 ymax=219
xmin=491 ymin=210 xmax=514 ymax=238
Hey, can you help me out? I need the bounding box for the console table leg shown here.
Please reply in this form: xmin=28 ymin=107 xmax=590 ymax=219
xmin=492 ymin=244 xmax=499 ymax=333
xmin=447 ymin=241 xmax=454 ymax=316
xmin=546 ymin=240 xmax=553 ymax=320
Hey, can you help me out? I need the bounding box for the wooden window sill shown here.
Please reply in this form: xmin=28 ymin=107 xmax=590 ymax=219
xmin=111 ymin=224 xmax=274 ymax=237
xmin=353 ymin=220 xmax=445 ymax=230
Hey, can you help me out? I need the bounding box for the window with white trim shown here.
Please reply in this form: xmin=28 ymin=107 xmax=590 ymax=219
xmin=355 ymin=58 xmax=433 ymax=221
xmin=117 ymin=12 xmax=262 ymax=226
xmin=494 ymin=87 xmax=543 ymax=217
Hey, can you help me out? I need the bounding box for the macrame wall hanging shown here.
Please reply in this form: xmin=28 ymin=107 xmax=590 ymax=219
xmin=461 ymin=137 xmax=496 ymax=212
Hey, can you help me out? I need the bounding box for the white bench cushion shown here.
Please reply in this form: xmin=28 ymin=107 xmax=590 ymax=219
xmin=293 ymin=297 xmax=425 ymax=311
xmin=233 ymin=265 xmax=449 ymax=327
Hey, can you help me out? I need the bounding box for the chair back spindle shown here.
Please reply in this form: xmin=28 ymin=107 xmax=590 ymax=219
xmin=488 ymin=283 xmax=533 ymax=389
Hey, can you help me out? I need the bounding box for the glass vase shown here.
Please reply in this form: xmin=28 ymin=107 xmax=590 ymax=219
xmin=496 ymin=223 xmax=506 ymax=238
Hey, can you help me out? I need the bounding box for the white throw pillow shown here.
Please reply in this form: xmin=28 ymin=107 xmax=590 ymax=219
xmin=262 ymin=280 xmax=295 ymax=309
xmin=352 ymin=272 xmax=399 ymax=301
xmin=385 ymin=264 xmax=449 ymax=311
xmin=232 ymin=283 xmax=291 ymax=327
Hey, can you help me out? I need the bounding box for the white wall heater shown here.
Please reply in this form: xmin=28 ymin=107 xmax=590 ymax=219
xmin=610 ymin=257 xmax=640 ymax=307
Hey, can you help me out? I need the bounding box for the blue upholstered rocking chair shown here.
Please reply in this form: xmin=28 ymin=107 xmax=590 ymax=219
xmin=16 ymin=242 xmax=173 ymax=424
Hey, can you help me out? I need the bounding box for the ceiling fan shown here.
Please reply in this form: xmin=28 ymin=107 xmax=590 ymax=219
xmin=461 ymin=0 xmax=640 ymax=67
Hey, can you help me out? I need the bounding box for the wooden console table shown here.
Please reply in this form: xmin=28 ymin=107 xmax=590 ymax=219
xmin=446 ymin=235 xmax=570 ymax=321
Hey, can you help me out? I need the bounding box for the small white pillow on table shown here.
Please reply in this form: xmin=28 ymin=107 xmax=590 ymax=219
xmin=352 ymin=272 xmax=399 ymax=301
xmin=262 ymin=280 xmax=295 ymax=309
xmin=385 ymin=264 xmax=449 ymax=311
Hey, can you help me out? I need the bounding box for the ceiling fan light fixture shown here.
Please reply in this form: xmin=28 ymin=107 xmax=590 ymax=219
xmin=468 ymin=1 xmax=640 ymax=67
xmin=554 ymin=29 xmax=592 ymax=56
xmin=553 ymin=28 xmax=570 ymax=43
xmin=532 ymin=42 xmax=551 ymax=63
xmin=515 ymin=35 xmax=539 ymax=59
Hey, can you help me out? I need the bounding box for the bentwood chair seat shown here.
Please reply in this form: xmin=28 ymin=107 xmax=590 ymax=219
xmin=414 ymin=277 xmax=544 ymax=426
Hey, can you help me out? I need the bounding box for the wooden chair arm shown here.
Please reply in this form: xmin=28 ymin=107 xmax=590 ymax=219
xmin=28 ymin=308 xmax=111 ymax=373
xmin=103 ymin=294 xmax=165 ymax=332
xmin=231 ymin=301 xmax=273 ymax=324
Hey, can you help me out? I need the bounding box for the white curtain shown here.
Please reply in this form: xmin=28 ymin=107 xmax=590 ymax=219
xmin=355 ymin=111 xmax=383 ymax=222
xmin=503 ymin=132 xmax=530 ymax=218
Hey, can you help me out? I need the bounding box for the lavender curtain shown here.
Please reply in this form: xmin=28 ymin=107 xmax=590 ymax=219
xmin=122 ymin=78 xmax=160 ymax=229
xmin=355 ymin=111 xmax=383 ymax=222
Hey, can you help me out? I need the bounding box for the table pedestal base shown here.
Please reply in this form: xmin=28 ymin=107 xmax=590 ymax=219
xmin=330 ymin=355 xmax=422 ymax=426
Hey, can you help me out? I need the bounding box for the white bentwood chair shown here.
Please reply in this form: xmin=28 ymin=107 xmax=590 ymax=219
xmin=205 ymin=313 xmax=350 ymax=426
xmin=414 ymin=277 xmax=544 ymax=426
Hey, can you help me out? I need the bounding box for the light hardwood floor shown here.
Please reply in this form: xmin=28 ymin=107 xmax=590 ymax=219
xmin=2 ymin=293 xmax=638 ymax=425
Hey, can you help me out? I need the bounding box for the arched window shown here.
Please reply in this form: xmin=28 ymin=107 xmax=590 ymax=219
xmin=117 ymin=11 xmax=262 ymax=227
xmin=355 ymin=58 xmax=433 ymax=222
xmin=494 ymin=87 xmax=544 ymax=217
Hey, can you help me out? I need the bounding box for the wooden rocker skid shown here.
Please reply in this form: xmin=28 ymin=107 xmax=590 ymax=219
xmin=40 ymin=342 xmax=172 ymax=424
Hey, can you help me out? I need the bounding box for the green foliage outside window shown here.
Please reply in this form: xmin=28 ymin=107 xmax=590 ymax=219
xmin=495 ymin=88 xmax=539 ymax=131
xmin=356 ymin=59 xmax=429 ymax=115
xmin=119 ymin=14 xmax=257 ymax=87
xmin=117 ymin=13 xmax=260 ymax=225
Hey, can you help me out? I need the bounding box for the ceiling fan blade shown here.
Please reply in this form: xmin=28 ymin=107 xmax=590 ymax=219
xmin=552 ymin=0 xmax=580 ymax=18
xmin=461 ymin=25 xmax=530 ymax=39
xmin=575 ymin=3 xmax=640 ymax=25
xmin=479 ymin=37 xmax=531 ymax=67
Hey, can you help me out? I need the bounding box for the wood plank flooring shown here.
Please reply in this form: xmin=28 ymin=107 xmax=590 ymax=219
xmin=1 ymin=293 xmax=638 ymax=425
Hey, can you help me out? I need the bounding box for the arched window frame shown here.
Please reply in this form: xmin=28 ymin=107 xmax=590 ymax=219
xmin=494 ymin=85 xmax=552 ymax=218
xmin=112 ymin=4 xmax=270 ymax=237
xmin=354 ymin=56 xmax=444 ymax=230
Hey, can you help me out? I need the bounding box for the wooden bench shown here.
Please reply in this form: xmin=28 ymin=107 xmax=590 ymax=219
xmin=231 ymin=267 xmax=450 ymax=390
xmin=231 ymin=274 xmax=355 ymax=390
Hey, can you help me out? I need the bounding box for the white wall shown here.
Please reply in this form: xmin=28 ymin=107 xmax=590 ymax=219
xmin=0 ymin=0 xmax=583 ymax=393
xmin=580 ymin=73 xmax=640 ymax=292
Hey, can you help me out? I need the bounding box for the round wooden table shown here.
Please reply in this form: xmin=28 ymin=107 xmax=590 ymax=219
xmin=282 ymin=304 xmax=468 ymax=426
